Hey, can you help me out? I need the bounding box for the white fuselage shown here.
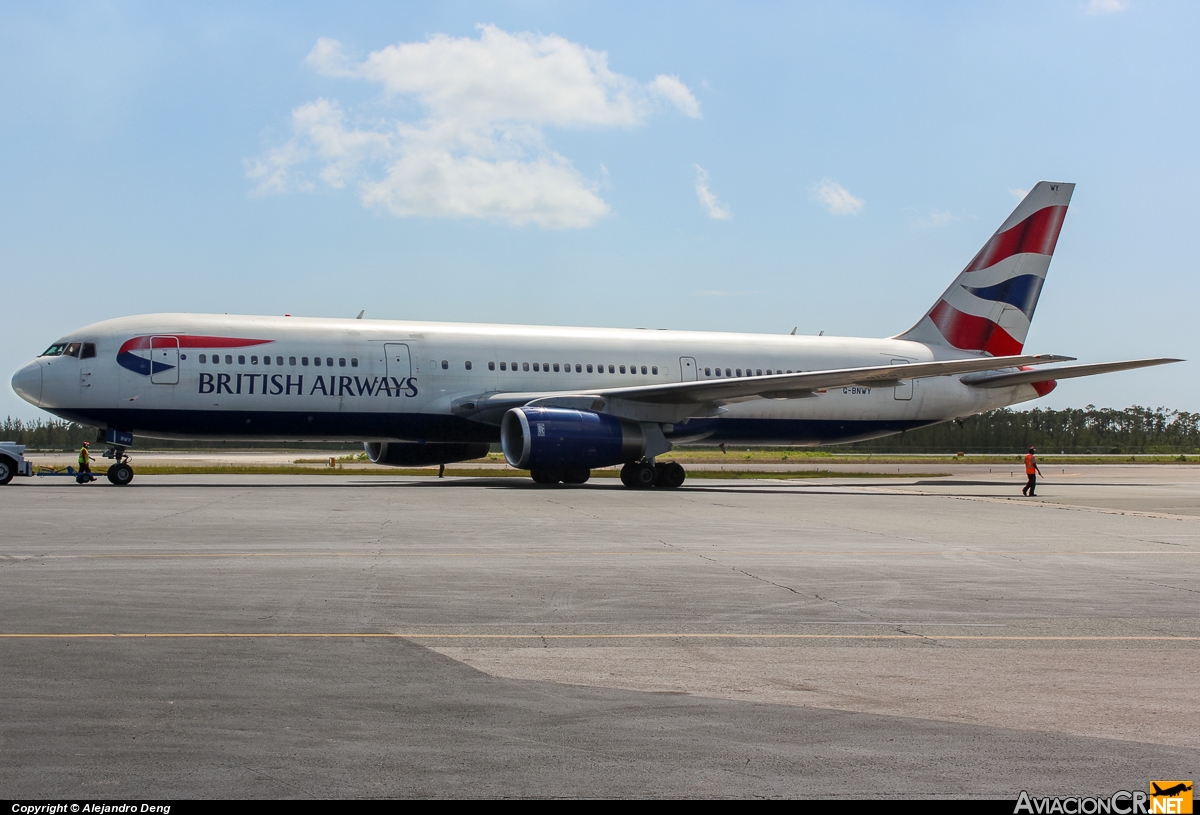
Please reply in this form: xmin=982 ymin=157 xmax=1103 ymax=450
xmin=12 ymin=313 xmax=1043 ymax=446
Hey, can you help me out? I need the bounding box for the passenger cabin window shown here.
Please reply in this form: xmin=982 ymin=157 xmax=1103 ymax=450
xmin=199 ymin=354 xmax=207 ymax=364
xmin=302 ymin=357 xmax=309 ymax=366
xmin=500 ymin=362 xmax=507 ymax=371
xmin=351 ymin=359 xmax=358 ymax=367
xmin=441 ymin=360 xmax=448 ymax=370
xmin=575 ymin=364 xmax=582 ymax=373
xmin=224 ymin=355 xmax=232 ymax=365
xmin=251 ymin=356 xmax=258 ymax=364
xmin=488 ymin=361 xmax=495 ymax=370
xmin=652 ymin=366 xmax=658 ymax=375
xmin=314 ymin=357 xmax=322 ymax=367
xmin=326 ymin=357 xmax=333 ymax=367
xmin=587 ymin=364 xmax=593 ymax=373
xmin=523 ymin=362 xmax=529 ymax=371
xmin=239 ymin=355 xmax=246 ymax=365
xmin=533 ymin=363 xmax=540 ymax=372
xmin=553 ymin=363 xmax=560 ymax=372
xmin=339 ymin=358 xmax=346 ymax=367
xmin=608 ymin=365 xmax=615 ymax=373
xmin=465 ymin=361 xmax=472 ymax=370
xmin=290 ymin=357 xmax=297 ymax=366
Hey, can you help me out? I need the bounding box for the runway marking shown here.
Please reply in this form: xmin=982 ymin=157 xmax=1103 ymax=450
xmin=0 ymin=549 xmax=1195 ymax=561
xmin=851 ymin=485 xmax=1200 ymax=521
xmin=2 ymin=633 xmax=1198 ymax=641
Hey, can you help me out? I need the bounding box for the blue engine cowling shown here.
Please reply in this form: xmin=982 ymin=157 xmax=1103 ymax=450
xmin=501 ymin=407 xmax=645 ymax=470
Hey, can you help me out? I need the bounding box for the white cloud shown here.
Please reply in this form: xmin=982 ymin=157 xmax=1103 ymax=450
xmin=1085 ymin=0 xmax=1129 ymax=14
xmin=1010 ymin=188 xmax=1030 ymax=200
xmin=251 ymin=26 xmax=700 ymax=227
xmin=912 ymin=210 xmax=956 ymax=229
xmin=694 ymin=165 xmax=732 ymax=220
xmin=811 ymin=179 xmax=864 ymax=215
xmin=651 ymin=75 xmax=702 ymax=119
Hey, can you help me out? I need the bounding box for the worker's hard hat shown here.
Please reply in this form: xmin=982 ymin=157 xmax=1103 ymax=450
xmin=1028 ymin=446 xmax=1035 ymax=453
xmin=83 ymin=441 xmax=89 ymax=446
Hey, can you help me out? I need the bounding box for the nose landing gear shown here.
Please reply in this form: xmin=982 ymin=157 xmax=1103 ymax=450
xmin=106 ymin=459 xmax=134 ymax=485
xmin=100 ymin=430 xmax=135 ymax=486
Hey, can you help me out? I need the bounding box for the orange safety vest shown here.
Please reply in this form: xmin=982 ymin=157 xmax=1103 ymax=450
xmin=1025 ymin=454 xmax=1036 ymax=475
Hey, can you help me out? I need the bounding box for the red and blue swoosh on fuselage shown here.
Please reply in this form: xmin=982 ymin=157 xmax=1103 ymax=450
xmin=117 ymin=335 xmax=274 ymax=376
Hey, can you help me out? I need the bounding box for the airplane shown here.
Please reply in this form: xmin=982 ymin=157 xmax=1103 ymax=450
xmin=1152 ymin=783 xmax=1193 ymax=798
xmin=8 ymin=181 xmax=1181 ymax=487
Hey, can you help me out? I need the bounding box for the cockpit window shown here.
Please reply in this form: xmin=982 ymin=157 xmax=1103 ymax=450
xmin=64 ymin=343 xmax=82 ymax=358
xmin=40 ymin=342 xmax=68 ymax=357
xmin=80 ymin=343 xmax=96 ymax=359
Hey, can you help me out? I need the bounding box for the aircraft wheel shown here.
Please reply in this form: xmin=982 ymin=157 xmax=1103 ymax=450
xmin=107 ymin=462 xmax=134 ymax=486
xmin=0 ymin=458 xmax=14 ymax=485
xmin=529 ymin=468 xmax=561 ymax=484
xmin=655 ymin=462 xmax=686 ymax=489
xmin=620 ymin=463 xmax=636 ymax=487
xmin=561 ymin=468 xmax=590 ymax=484
xmin=626 ymin=462 xmax=657 ymax=489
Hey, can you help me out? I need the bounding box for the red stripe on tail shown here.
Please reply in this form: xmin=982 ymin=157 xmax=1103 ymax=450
xmin=928 ymin=300 xmax=1023 ymax=356
xmin=963 ymin=205 xmax=1068 ymax=273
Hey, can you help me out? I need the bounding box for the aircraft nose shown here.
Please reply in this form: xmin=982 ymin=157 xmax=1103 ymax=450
xmin=11 ymin=361 xmax=42 ymax=407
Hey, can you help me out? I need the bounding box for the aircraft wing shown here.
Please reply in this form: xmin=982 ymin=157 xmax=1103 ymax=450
xmin=960 ymin=358 xmax=1182 ymax=389
xmin=454 ymin=353 xmax=1074 ymax=424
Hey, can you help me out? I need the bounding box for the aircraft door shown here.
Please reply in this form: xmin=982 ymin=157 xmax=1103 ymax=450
xmin=679 ymin=357 xmax=697 ymax=382
xmin=385 ymin=343 xmax=412 ymax=381
xmin=150 ymin=336 xmax=180 ymax=384
xmin=892 ymin=359 xmax=913 ymax=401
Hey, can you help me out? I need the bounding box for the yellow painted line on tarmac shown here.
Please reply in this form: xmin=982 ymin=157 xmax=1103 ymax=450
xmin=1 ymin=633 xmax=1198 ymax=641
xmin=0 ymin=549 xmax=1195 ymax=561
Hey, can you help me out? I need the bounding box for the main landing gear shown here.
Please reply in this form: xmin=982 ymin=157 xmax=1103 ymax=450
xmin=526 ymin=461 xmax=686 ymax=488
xmin=619 ymin=460 xmax=685 ymax=490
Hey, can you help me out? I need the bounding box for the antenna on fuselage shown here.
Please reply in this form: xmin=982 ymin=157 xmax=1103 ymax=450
xmin=356 ymin=310 xmax=365 ymax=319
xmin=790 ymin=327 xmax=797 ymax=335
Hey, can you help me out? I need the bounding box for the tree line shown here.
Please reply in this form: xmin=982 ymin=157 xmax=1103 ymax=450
xmin=835 ymin=405 xmax=1200 ymax=454
xmin=4 ymin=405 xmax=1199 ymax=453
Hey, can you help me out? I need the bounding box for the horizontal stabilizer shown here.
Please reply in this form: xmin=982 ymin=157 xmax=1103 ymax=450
xmin=961 ymin=358 xmax=1182 ymax=389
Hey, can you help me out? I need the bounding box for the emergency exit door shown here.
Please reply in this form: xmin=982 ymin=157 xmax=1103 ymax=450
xmin=150 ymin=336 xmax=180 ymax=384
xmin=679 ymin=357 xmax=697 ymax=382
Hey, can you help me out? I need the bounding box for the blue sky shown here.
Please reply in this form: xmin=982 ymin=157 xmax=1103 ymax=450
xmin=2 ymin=1 xmax=1197 ymax=421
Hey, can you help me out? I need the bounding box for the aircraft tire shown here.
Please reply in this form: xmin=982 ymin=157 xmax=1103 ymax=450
xmin=628 ymin=462 xmax=657 ymax=489
xmin=529 ymin=468 xmax=561 ymax=485
xmin=619 ymin=463 xmax=636 ymax=487
xmin=561 ymin=468 xmax=590 ymax=484
xmin=656 ymin=462 xmax=686 ymax=489
xmin=107 ymin=463 xmax=134 ymax=486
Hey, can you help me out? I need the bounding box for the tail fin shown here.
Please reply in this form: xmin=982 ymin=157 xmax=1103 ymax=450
xmin=897 ymin=181 xmax=1074 ymax=355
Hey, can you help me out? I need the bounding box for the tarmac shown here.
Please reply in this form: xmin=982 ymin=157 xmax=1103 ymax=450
xmin=1 ymin=465 xmax=1197 ymax=798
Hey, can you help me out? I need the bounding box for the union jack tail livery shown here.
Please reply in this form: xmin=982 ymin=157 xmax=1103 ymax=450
xmin=898 ymin=181 xmax=1074 ymax=356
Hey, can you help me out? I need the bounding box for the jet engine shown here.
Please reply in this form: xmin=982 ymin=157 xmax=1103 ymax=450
xmin=500 ymin=407 xmax=646 ymax=470
xmin=363 ymin=441 xmax=491 ymax=467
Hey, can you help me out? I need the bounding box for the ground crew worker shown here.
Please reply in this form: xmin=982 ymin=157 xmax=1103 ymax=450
xmin=1022 ymin=446 xmax=1043 ymax=497
xmin=78 ymin=441 xmax=96 ymax=482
